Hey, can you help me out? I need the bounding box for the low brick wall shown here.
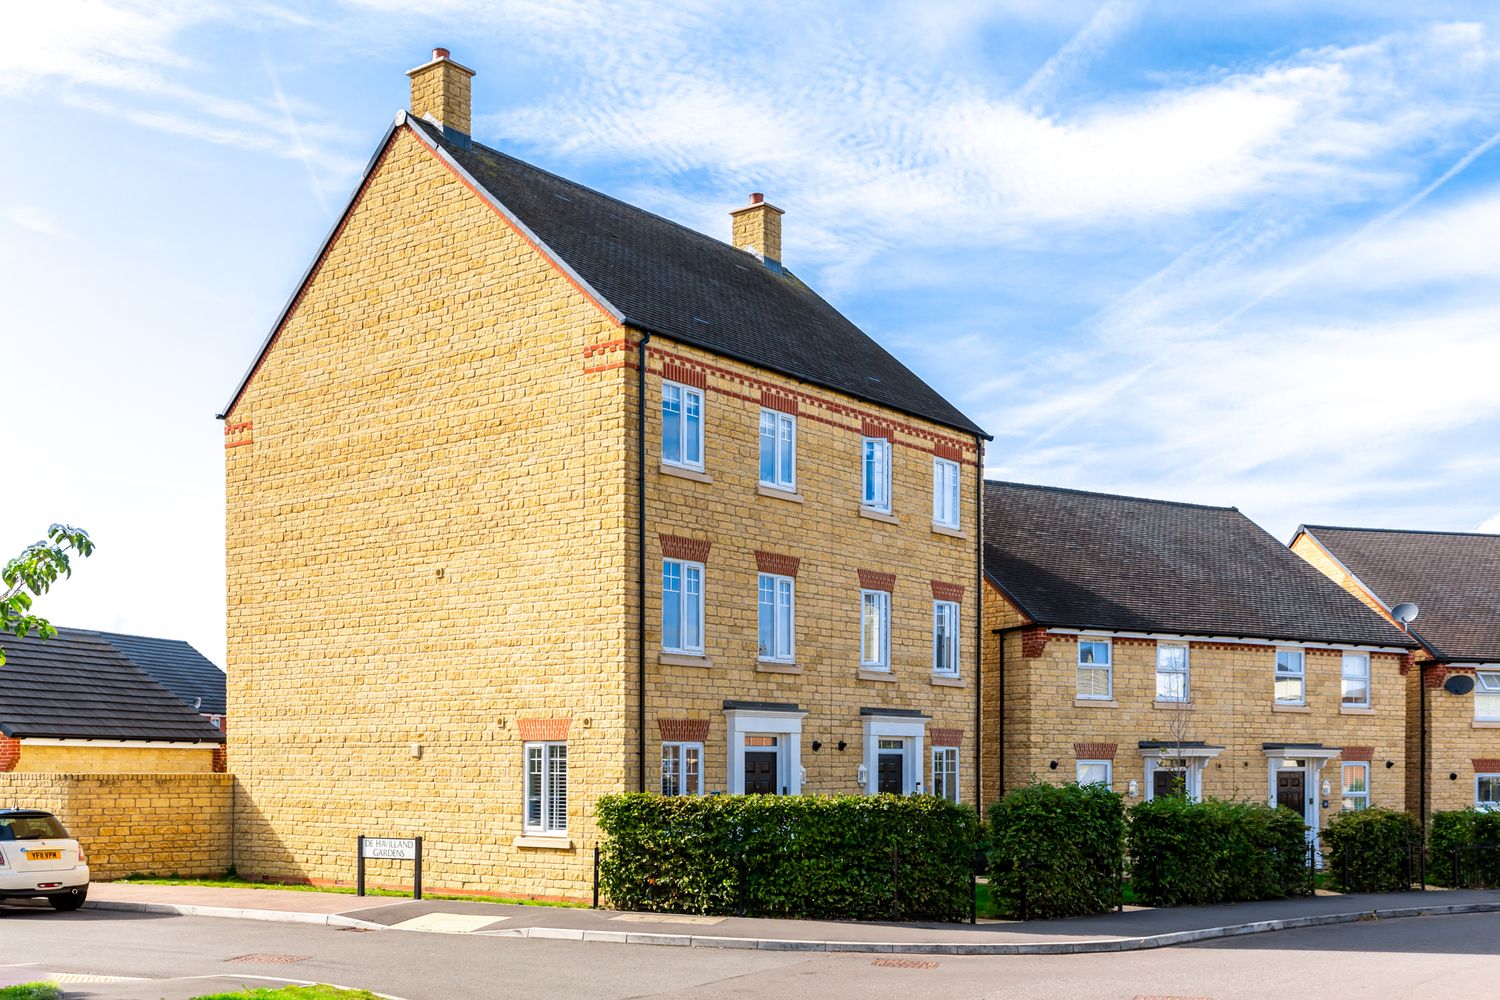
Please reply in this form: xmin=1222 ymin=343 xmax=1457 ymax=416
xmin=0 ymin=772 xmax=232 ymax=879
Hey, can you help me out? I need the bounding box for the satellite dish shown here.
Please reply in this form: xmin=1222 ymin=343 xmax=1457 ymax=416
xmin=1392 ymin=603 xmax=1419 ymax=625
xmin=1444 ymin=674 xmax=1476 ymax=696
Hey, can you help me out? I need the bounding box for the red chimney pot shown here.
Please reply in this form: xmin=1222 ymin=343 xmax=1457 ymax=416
xmin=433 ymin=48 xmax=450 ymax=60
xmin=749 ymin=192 xmax=764 ymax=205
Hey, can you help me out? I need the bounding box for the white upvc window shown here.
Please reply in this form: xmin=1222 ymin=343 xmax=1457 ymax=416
xmin=862 ymin=437 xmax=891 ymax=512
xmin=662 ymin=559 xmax=704 ymax=654
xmin=524 ymin=742 xmax=568 ymax=834
xmin=661 ymin=381 xmax=704 ymax=470
xmin=661 ymin=741 xmax=703 ymax=796
xmin=1341 ymin=653 xmax=1371 ymax=708
xmin=932 ymin=745 xmax=960 ymax=803
xmin=1156 ymin=642 xmax=1190 ymax=702
xmin=758 ymin=573 xmax=795 ymax=662
xmin=1077 ymin=638 xmax=1112 ymax=700
xmin=932 ymin=600 xmax=960 ymax=676
xmin=759 ymin=409 xmax=796 ymax=490
xmin=1476 ymin=671 xmax=1500 ymax=722
xmin=932 ymin=457 xmax=960 ymax=528
xmin=1341 ymin=762 xmax=1369 ymax=812
xmin=1274 ymin=649 xmax=1306 ymax=704
xmin=1077 ymin=760 xmax=1113 ymax=789
xmin=1477 ymin=774 xmax=1500 ymax=812
xmin=860 ymin=589 xmax=891 ymax=670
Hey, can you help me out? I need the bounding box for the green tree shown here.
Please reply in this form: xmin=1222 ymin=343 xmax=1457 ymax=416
xmin=1 ymin=525 xmax=95 ymax=665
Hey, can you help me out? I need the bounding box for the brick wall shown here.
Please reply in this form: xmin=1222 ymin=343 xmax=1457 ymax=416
xmin=0 ymin=773 xmax=232 ymax=879
xmin=0 ymin=736 xmax=19 ymax=772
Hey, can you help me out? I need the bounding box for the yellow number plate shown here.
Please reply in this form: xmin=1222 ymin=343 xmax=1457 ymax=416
xmin=25 ymin=850 xmax=61 ymax=861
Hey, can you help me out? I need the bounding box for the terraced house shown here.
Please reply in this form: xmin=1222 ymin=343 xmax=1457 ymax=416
xmin=979 ymin=483 xmax=1417 ymax=839
xmin=220 ymin=50 xmax=986 ymax=900
xmin=1292 ymin=526 xmax=1500 ymax=821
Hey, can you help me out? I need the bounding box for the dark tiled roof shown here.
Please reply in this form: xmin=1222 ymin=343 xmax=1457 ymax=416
xmin=983 ymin=481 xmax=1415 ymax=648
xmin=90 ymin=631 xmax=226 ymax=716
xmin=407 ymin=118 xmax=984 ymax=436
xmin=0 ymin=630 xmax=225 ymax=742
xmin=1298 ymin=526 xmax=1500 ymax=663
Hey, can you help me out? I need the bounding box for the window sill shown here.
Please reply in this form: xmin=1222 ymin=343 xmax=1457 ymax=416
xmin=1153 ymin=700 xmax=1193 ymax=710
xmin=514 ymin=835 xmax=574 ymax=850
xmin=931 ymin=523 xmax=965 ymax=539
xmin=930 ymin=673 xmax=964 ymax=687
xmin=1340 ymin=706 xmax=1376 ymax=715
xmin=1075 ymin=699 xmax=1118 ymax=708
xmin=659 ymin=651 xmax=712 ymax=668
xmin=1473 ymin=721 xmax=1500 ymax=729
xmin=858 ymin=668 xmax=897 ymax=683
xmin=660 ymin=463 xmax=712 ymax=484
xmin=757 ymin=484 xmax=804 ymax=503
xmin=858 ymin=506 xmax=899 ymax=525
xmin=1272 ymin=703 xmax=1311 ymax=713
xmin=756 ymin=659 xmax=802 ymax=674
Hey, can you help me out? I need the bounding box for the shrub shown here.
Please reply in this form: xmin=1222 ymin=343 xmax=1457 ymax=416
xmin=1321 ymin=808 xmax=1422 ymax=893
xmin=1128 ymin=798 xmax=1309 ymax=907
xmin=986 ymin=781 xmax=1125 ymax=919
xmin=596 ymin=793 xmax=980 ymax=922
xmin=1428 ymin=809 xmax=1500 ymax=887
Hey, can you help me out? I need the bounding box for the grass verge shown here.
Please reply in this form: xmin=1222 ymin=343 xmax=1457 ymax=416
xmin=189 ymin=987 xmax=382 ymax=1000
xmin=0 ymin=985 xmax=62 ymax=1000
xmin=114 ymin=873 xmax=584 ymax=909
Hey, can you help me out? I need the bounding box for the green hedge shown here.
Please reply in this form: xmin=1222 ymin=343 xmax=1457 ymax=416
xmin=987 ymin=782 xmax=1125 ymax=919
xmin=1128 ymin=798 xmax=1310 ymax=907
xmin=596 ymin=793 xmax=981 ymax=922
xmin=1428 ymin=809 xmax=1500 ymax=887
xmin=1321 ymin=808 xmax=1421 ymax=893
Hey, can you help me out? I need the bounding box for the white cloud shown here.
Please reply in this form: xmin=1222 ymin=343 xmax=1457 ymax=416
xmin=1 ymin=205 xmax=64 ymax=237
xmin=1478 ymin=512 xmax=1500 ymax=534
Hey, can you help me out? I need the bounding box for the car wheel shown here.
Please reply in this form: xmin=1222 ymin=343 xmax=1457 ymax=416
xmin=48 ymin=887 xmax=87 ymax=912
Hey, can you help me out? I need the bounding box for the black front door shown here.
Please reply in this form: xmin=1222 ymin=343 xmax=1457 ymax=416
xmin=877 ymin=752 xmax=904 ymax=794
xmin=745 ymin=751 xmax=778 ymax=794
xmin=1153 ymin=769 xmax=1186 ymax=799
xmin=1276 ymin=770 xmax=1306 ymax=816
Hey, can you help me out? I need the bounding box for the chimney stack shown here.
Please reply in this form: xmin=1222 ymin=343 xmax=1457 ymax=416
xmin=730 ymin=193 xmax=784 ymax=271
xmin=407 ymin=48 xmax=476 ymax=139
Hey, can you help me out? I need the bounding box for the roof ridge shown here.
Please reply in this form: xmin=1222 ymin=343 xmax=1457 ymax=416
xmin=984 ymin=479 xmax=1237 ymax=513
xmin=1303 ymin=524 xmax=1500 ymax=540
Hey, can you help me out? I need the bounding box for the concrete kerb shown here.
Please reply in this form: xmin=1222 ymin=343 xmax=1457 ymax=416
xmin=80 ymin=899 xmax=1500 ymax=956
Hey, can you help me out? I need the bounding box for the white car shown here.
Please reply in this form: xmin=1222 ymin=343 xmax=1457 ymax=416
xmin=0 ymin=809 xmax=89 ymax=911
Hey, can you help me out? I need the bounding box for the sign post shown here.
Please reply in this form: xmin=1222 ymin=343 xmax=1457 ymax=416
xmin=356 ymin=835 xmax=423 ymax=900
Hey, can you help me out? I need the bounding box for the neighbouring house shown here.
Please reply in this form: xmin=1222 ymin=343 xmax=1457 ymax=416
xmin=220 ymin=50 xmax=987 ymax=900
xmin=1291 ymin=525 xmax=1500 ymax=821
xmin=0 ymin=629 xmax=225 ymax=773
xmin=980 ymin=482 xmax=1416 ymax=838
xmin=91 ymin=630 xmax=228 ymax=733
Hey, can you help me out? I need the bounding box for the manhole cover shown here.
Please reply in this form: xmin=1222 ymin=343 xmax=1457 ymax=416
xmin=225 ymin=954 xmax=310 ymax=965
xmin=871 ymin=959 xmax=939 ymax=969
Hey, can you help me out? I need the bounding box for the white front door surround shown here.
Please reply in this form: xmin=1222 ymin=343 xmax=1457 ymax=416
xmin=861 ymin=709 xmax=930 ymax=795
xmin=1138 ymin=741 xmax=1223 ymax=801
xmin=724 ymin=701 xmax=807 ymax=795
xmin=1264 ymin=743 xmax=1341 ymax=842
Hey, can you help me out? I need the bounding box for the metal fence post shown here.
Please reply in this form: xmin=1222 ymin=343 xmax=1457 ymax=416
xmin=592 ymin=844 xmax=600 ymax=909
xmin=1019 ymin=863 xmax=1029 ymax=922
xmin=969 ymin=858 xmax=977 ymax=926
xmin=1453 ymin=847 xmax=1462 ymax=888
xmin=890 ymin=845 xmax=901 ymax=922
xmin=356 ymin=836 xmax=365 ymax=897
xmin=412 ymin=836 xmax=422 ymax=901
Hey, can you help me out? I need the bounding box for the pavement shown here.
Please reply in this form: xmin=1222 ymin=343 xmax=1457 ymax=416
xmin=77 ymin=881 xmax=1500 ymax=956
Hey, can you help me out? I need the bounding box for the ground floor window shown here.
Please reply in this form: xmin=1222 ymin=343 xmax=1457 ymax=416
xmin=1341 ymin=762 xmax=1369 ymax=811
xmin=662 ymin=741 xmax=703 ymax=796
xmin=525 ymin=742 xmax=568 ymax=834
xmin=1478 ymin=773 xmax=1500 ymax=811
xmin=1076 ymin=759 xmax=1113 ymax=790
xmin=931 ymin=745 xmax=959 ymax=802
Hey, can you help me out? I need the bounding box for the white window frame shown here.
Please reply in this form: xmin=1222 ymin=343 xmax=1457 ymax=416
xmin=1076 ymin=638 xmax=1112 ymax=700
xmin=860 ymin=589 xmax=891 ymax=671
xmin=661 ymin=380 xmax=704 ymax=471
xmin=662 ymin=558 xmax=705 ymax=654
xmin=932 ymin=600 xmax=960 ymax=676
xmin=932 ymin=457 xmax=960 ymax=528
xmin=1340 ymin=652 xmax=1371 ymax=709
xmin=1076 ymin=759 xmax=1113 ymax=790
xmin=1477 ymin=773 xmax=1500 ymax=812
xmin=524 ymin=741 xmax=568 ymax=835
xmin=1475 ymin=670 xmax=1500 ymax=722
xmin=1274 ymin=649 xmax=1306 ymax=705
xmin=1341 ymin=761 xmax=1369 ymax=812
xmin=1155 ymin=642 xmax=1190 ymax=703
xmin=758 ymin=409 xmax=796 ymax=491
xmin=862 ymin=436 xmax=892 ymax=513
xmin=661 ymin=741 xmax=704 ymax=796
xmin=931 ymin=745 xmax=960 ymax=803
xmin=757 ymin=573 xmax=795 ymax=662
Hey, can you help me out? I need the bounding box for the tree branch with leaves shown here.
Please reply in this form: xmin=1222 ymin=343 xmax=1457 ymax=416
xmin=1 ymin=525 xmax=95 ymax=665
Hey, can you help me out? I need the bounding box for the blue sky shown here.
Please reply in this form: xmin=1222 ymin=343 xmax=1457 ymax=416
xmin=5 ymin=1 xmax=1500 ymax=667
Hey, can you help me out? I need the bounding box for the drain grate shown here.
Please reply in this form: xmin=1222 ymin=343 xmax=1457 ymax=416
xmin=225 ymin=954 xmax=310 ymax=965
xmin=871 ymin=959 xmax=940 ymax=969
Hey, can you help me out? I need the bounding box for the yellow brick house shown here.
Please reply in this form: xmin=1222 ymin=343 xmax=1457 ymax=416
xmin=219 ymin=50 xmax=987 ymax=900
xmin=979 ymin=482 xmax=1416 ymax=839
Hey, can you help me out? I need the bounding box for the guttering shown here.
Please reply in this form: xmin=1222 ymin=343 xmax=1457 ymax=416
xmin=1044 ymin=627 xmax=1410 ymax=656
xmin=973 ymin=435 xmax=984 ymax=812
xmin=636 ymin=330 xmax=652 ymax=792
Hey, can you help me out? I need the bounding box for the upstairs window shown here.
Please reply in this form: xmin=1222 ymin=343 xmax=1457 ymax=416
xmin=1341 ymin=653 xmax=1371 ymax=708
xmin=860 ymin=590 xmax=891 ymax=670
xmin=1274 ymin=649 xmax=1305 ymax=704
xmin=932 ymin=457 xmax=960 ymax=528
xmin=759 ymin=410 xmax=796 ymax=490
xmin=1077 ymin=639 xmax=1112 ymax=700
xmin=1156 ymin=643 xmax=1190 ymax=702
xmin=862 ymin=437 xmax=891 ymax=512
xmin=661 ymin=742 xmax=703 ymax=796
xmin=662 ymin=559 xmax=704 ymax=654
xmin=1476 ymin=671 xmax=1500 ymax=722
xmin=662 ymin=382 xmax=703 ymax=470
xmin=524 ymin=742 xmax=568 ymax=834
xmin=757 ymin=573 xmax=795 ymax=662
xmin=932 ymin=600 xmax=960 ymax=676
